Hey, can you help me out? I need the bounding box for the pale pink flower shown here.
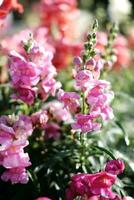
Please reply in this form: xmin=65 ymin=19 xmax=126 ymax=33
xmin=1 ymin=168 xmax=29 ymax=184
xmin=72 ymin=114 xmax=101 ymax=133
xmin=45 ymin=101 xmax=72 ymax=123
xmin=3 ymin=152 xmax=31 ymax=169
xmin=75 ymin=70 xmax=94 ymax=91
xmin=0 ymin=115 xmax=33 ymax=184
xmin=58 ymin=89 xmax=80 ymax=112
xmin=28 ymin=41 xmax=56 ymax=78
xmin=87 ymin=80 xmax=114 ymax=121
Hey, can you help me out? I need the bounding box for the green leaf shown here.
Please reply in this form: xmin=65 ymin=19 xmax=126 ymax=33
xmin=115 ymin=120 xmax=130 ymax=146
xmin=92 ymin=145 xmax=116 ymax=160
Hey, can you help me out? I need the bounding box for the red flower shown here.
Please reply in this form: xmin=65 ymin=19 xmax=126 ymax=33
xmin=0 ymin=0 xmax=23 ymax=18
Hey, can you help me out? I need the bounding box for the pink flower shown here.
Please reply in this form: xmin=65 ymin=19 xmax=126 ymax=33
xmin=72 ymin=114 xmax=101 ymax=133
xmin=0 ymin=122 xmax=14 ymax=151
xmin=31 ymin=110 xmax=48 ymax=128
xmin=44 ymin=123 xmax=60 ymax=140
xmin=3 ymin=152 xmax=31 ymax=169
xmin=58 ymin=89 xmax=80 ymax=112
xmin=28 ymin=41 xmax=56 ymax=78
xmin=38 ymin=77 xmax=61 ymax=101
xmin=0 ymin=115 xmax=33 ymax=184
xmin=13 ymin=115 xmax=33 ymax=138
xmin=87 ymin=80 xmax=114 ymax=121
xmin=45 ymin=101 xmax=72 ymax=123
xmin=9 ymin=39 xmax=60 ymax=104
xmin=9 ymin=50 xmax=40 ymax=87
xmin=1 ymin=168 xmax=29 ymax=184
xmin=75 ymin=70 xmax=94 ymax=91
xmin=105 ymin=160 xmax=125 ymax=175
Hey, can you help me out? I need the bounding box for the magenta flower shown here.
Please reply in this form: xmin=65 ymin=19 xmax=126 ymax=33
xmin=72 ymin=114 xmax=101 ymax=133
xmin=58 ymin=89 xmax=80 ymax=112
xmin=35 ymin=197 xmax=51 ymax=200
xmin=44 ymin=122 xmax=60 ymax=140
xmin=66 ymin=171 xmax=116 ymax=200
xmin=105 ymin=160 xmax=125 ymax=175
xmin=12 ymin=86 xmax=37 ymax=105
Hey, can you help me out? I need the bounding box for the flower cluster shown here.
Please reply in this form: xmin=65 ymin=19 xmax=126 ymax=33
xmin=0 ymin=115 xmax=33 ymax=184
xmin=58 ymin=21 xmax=114 ymax=134
xmin=66 ymin=159 xmax=125 ymax=200
xmin=9 ymin=39 xmax=61 ymax=104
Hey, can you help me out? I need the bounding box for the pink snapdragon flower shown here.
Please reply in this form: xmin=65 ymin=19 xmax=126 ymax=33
xmin=66 ymin=171 xmax=116 ymax=200
xmin=9 ymin=50 xmax=40 ymax=87
xmin=0 ymin=115 xmax=33 ymax=184
xmin=105 ymin=160 xmax=125 ymax=175
xmin=1 ymin=167 xmax=29 ymax=184
xmin=87 ymin=80 xmax=114 ymax=121
xmin=58 ymin=89 xmax=80 ymax=112
xmin=38 ymin=77 xmax=61 ymax=101
xmin=72 ymin=113 xmax=101 ymax=133
xmin=9 ymin=39 xmax=61 ymax=104
xmin=75 ymin=70 xmax=94 ymax=91
xmin=45 ymin=101 xmax=72 ymax=123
